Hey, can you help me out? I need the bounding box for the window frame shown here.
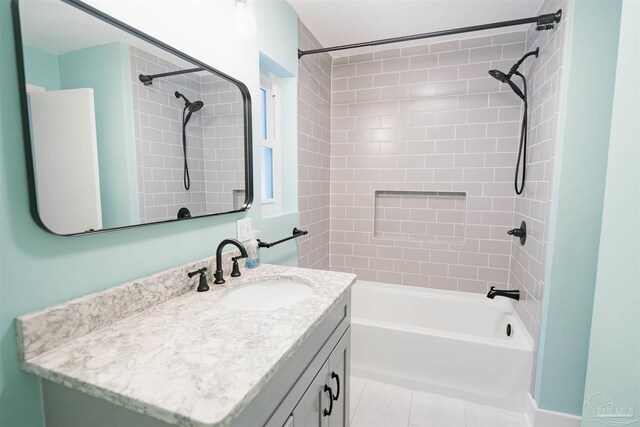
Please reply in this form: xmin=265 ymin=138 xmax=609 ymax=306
xmin=259 ymin=69 xmax=282 ymax=214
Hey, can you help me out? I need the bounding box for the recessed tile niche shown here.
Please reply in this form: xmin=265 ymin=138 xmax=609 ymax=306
xmin=374 ymin=190 xmax=467 ymax=243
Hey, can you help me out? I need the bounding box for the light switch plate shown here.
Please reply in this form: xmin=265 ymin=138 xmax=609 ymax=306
xmin=236 ymin=218 xmax=252 ymax=242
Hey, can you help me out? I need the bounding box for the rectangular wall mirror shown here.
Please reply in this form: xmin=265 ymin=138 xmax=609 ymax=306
xmin=13 ymin=0 xmax=253 ymax=236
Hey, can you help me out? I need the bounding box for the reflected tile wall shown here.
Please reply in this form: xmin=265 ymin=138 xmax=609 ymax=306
xmin=200 ymin=75 xmax=246 ymax=214
xmin=129 ymin=48 xmax=246 ymax=222
xmin=129 ymin=47 xmax=206 ymax=222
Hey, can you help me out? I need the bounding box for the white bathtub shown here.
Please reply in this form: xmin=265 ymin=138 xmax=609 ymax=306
xmin=351 ymin=280 xmax=534 ymax=413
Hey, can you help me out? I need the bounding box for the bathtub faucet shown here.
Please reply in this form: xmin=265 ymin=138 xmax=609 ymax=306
xmin=487 ymin=286 xmax=520 ymax=301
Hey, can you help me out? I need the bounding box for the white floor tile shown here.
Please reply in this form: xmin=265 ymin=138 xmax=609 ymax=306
xmin=351 ymin=375 xmax=367 ymax=410
xmin=409 ymin=391 xmax=466 ymax=427
xmin=351 ymin=379 xmax=412 ymax=427
xmin=464 ymin=402 xmax=526 ymax=427
xmin=349 ymin=376 xmax=527 ymax=427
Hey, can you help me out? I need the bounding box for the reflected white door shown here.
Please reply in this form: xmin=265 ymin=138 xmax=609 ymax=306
xmin=28 ymin=88 xmax=102 ymax=234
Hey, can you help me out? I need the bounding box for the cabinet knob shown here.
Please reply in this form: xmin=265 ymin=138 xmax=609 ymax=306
xmin=331 ymin=372 xmax=340 ymax=401
xmin=323 ymin=385 xmax=334 ymax=417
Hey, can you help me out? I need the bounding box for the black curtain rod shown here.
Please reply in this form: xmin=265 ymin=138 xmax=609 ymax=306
xmin=139 ymin=67 xmax=204 ymax=86
xmin=298 ymin=9 xmax=562 ymax=59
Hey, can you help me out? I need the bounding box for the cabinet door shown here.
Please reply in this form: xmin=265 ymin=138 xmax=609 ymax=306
xmin=292 ymin=361 xmax=331 ymax=427
xmin=328 ymin=328 xmax=350 ymax=427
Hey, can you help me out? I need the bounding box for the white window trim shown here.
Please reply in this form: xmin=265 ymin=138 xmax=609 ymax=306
xmin=260 ymin=70 xmax=282 ymax=215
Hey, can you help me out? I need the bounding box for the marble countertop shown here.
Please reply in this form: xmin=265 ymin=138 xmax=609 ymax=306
xmin=17 ymin=263 xmax=356 ymax=427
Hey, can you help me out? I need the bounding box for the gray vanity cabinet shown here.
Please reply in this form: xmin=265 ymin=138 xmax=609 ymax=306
xmin=289 ymin=328 xmax=350 ymax=427
xmin=291 ymin=360 xmax=330 ymax=427
xmin=326 ymin=329 xmax=350 ymax=427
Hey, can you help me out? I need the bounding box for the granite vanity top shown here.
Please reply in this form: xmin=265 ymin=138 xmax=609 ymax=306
xmin=16 ymin=262 xmax=356 ymax=427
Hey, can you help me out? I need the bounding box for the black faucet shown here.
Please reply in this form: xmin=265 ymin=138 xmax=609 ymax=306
xmin=214 ymin=239 xmax=248 ymax=284
xmin=487 ymin=286 xmax=520 ymax=301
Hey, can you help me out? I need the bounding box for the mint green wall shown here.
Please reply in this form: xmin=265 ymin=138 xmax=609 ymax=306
xmin=255 ymin=0 xmax=298 ymax=78
xmin=535 ymin=0 xmax=623 ymax=416
xmin=58 ymin=42 xmax=139 ymax=228
xmin=0 ymin=1 xmax=298 ymax=426
xmin=22 ymin=46 xmax=60 ymax=90
xmin=582 ymin=0 xmax=639 ymax=424
xmin=254 ymin=0 xmax=301 ymax=253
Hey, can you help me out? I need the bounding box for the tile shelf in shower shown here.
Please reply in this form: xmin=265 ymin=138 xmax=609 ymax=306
xmin=373 ymin=190 xmax=467 ymax=244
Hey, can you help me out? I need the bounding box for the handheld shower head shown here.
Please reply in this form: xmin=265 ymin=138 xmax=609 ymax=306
xmin=488 ymin=69 xmax=526 ymax=100
xmin=175 ymin=91 xmax=204 ymax=192
xmin=175 ymin=90 xmax=191 ymax=105
xmin=189 ymin=100 xmax=204 ymax=113
xmin=175 ymin=91 xmax=204 ymax=123
xmin=488 ymin=48 xmax=539 ymax=101
xmin=175 ymin=91 xmax=204 ymax=112
xmin=488 ymin=48 xmax=539 ymax=196
xmin=488 ymin=69 xmax=509 ymax=83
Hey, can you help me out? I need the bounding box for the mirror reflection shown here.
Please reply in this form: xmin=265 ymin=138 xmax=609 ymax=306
xmin=17 ymin=0 xmax=250 ymax=235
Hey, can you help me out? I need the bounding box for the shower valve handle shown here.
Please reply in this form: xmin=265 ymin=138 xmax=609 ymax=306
xmin=507 ymin=228 xmax=525 ymax=237
xmin=507 ymin=221 xmax=527 ymax=245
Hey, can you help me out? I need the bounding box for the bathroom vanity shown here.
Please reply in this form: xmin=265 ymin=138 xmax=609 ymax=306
xmin=16 ymin=259 xmax=355 ymax=427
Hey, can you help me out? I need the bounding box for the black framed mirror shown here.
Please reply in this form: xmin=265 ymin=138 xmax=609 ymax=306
xmin=12 ymin=0 xmax=253 ymax=236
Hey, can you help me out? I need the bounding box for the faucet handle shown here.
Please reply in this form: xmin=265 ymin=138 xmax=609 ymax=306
xmin=231 ymin=256 xmax=242 ymax=277
xmin=188 ymin=267 xmax=209 ymax=292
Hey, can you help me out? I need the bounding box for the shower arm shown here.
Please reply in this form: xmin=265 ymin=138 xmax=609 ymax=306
xmin=508 ymin=48 xmax=540 ymax=76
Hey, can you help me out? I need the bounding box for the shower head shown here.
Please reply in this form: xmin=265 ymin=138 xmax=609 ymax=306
xmin=488 ymin=69 xmax=509 ymax=83
xmin=489 ymin=69 xmax=526 ymax=100
xmin=488 ymin=48 xmax=539 ymax=101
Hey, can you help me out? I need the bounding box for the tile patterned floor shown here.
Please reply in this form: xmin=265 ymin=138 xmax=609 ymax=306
xmin=350 ymin=376 xmax=527 ymax=427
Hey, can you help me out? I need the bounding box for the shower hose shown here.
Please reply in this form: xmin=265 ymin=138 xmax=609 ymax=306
xmin=514 ymin=72 xmax=528 ymax=195
xmin=181 ymin=106 xmax=191 ymax=191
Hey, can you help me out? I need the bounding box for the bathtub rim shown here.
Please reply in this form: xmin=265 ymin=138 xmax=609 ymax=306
xmin=352 ymin=280 xmax=534 ymax=351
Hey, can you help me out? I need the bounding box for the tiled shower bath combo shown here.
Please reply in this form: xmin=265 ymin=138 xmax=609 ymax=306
xmin=297 ymin=0 xmax=566 ymax=418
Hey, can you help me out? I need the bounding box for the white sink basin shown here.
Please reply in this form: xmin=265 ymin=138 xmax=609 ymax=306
xmin=221 ymin=280 xmax=314 ymax=311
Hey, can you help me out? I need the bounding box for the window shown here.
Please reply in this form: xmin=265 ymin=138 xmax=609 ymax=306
xmin=260 ymin=69 xmax=281 ymax=213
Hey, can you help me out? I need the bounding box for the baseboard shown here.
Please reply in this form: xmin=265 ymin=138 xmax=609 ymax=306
xmin=524 ymin=393 xmax=581 ymax=427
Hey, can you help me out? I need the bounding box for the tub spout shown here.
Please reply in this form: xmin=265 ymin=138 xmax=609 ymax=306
xmin=487 ymin=286 xmax=520 ymax=301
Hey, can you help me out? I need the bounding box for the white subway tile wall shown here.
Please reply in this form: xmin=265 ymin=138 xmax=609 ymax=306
xmin=330 ymin=31 xmax=528 ymax=292
xmin=297 ymin=21 xmax=332 ymax=269
xmin=510 ymin=0 xmax=567 ymax=385
xmin=130 ymin=48 xmax=245 ymax=222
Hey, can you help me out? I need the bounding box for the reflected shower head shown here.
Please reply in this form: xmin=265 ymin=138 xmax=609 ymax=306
xmin=189 ymin=100 xmax=204 ymax=113
xmin=175 ymin=91 xmax=204 ymax=112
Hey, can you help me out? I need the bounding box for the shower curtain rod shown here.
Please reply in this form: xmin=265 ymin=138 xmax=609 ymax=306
xmin=138 ymin=67 xmax=204 ymax=86
xmin=297 ymin=9 xmax=562 ymax=59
